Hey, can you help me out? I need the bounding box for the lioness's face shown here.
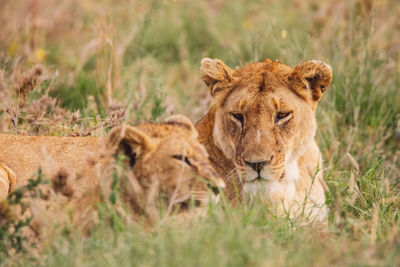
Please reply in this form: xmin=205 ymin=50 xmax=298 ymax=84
xmin=108 ymin=116 xmax=225 ymax=209
xmin=201 ymin=58 xmax=332 ymax=194
xmin=216 ymin=73 xmax=316 ymax=184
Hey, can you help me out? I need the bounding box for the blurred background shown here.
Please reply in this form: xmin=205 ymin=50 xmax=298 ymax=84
xmin=0 ymin=0 xmax=399 ymax=264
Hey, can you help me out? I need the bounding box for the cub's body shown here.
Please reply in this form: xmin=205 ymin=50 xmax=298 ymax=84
xmin=0 ymin=135 xmax=104 ymax=195
xmin=0 ymin=116 xmax=225 ymax=204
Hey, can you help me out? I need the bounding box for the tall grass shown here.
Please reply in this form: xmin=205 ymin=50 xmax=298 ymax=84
xmin=0 ymin=0 xmax=399 ymax=265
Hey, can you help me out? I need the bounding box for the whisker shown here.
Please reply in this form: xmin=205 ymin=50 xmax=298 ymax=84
xmin=225 ymin=167 xmax=243 ymax=185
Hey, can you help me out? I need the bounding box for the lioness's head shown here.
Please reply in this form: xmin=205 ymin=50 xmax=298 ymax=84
xmin=200 ymin=58 xmax=332 ymax=194
xmin=107 ymin=115 xmax=225 ymax=209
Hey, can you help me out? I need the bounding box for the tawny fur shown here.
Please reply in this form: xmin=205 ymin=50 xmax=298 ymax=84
xmin=0 ymin=135 xmax=106 ymax=197
xmin=196 ymin=58 xmax=332 ymax=222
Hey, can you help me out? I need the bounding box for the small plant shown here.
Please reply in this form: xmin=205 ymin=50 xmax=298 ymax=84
xmin=0 ymin=169 xmax=48 ymax=259
xmin=133 ymin=79 xmax=167 ymax=122
xmin=150 ymin=80 xmax=167 ymax=121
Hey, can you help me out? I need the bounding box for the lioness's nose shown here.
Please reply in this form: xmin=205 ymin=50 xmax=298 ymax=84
xmin=245 ymin=161 xmax=267 ymax=173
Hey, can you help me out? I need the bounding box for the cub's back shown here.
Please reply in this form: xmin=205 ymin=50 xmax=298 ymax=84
xmin=0 ymin=134 xmax=105 ymax=191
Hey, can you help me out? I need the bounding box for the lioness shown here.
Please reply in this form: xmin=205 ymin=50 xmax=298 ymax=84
xmin=196 ymin=58 xmax=332 ymax=222
xmin=0 ymin=115 xmax=225 ymax=209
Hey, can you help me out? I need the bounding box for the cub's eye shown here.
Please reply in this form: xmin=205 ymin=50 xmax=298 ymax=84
xmin=172 ymin=155 xmax=192 ymax=167
xmin=275 ymin=111 xmax=292 ymax=124
xmin=230 ymin=112 xmax=244 ymax=126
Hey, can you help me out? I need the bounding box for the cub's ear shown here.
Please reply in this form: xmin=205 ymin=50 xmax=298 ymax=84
xmin=164 ymin=115 xmax=198 ymax=138
xmin=107 ymin=125 xmax=155 ymax=166
xmin=289 ymin=60 xmax=333 ymax=109
xmin=200 ymin=58 xmax=234 ymax=97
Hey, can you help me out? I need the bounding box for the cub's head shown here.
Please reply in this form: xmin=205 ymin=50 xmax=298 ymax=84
xmin=107 ymin=115 xmax=225 ymax=209
xmin=200 ymin=58 xmax=332 ymax=194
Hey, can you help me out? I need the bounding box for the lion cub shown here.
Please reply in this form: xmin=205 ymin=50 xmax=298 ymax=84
xmin=0 ymin=115 xmax=225 ymax=246
xmin=0 ymin=115 xmax=225 ymax=212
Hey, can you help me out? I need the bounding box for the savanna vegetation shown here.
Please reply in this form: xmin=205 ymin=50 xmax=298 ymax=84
xmin=0 ymin=0 xmax=399 ymax=265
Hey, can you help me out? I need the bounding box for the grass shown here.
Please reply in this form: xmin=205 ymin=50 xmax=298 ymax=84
xmin=0 ymin=0 xmax=399 ymax=266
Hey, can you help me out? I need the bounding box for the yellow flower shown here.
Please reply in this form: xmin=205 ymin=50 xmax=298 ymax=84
xmin=243 ymin=20 xmax=253 ymax=30
xmin=281 ymin=30 xmax=287 ymax=39
xmin=8 ymin=41 xmax=18 ymax=57
xmin=35 ymin=49 xmax=47 ymax=61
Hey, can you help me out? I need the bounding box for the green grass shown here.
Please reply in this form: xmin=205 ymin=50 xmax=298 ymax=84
xmin=0 ymin=0 xmax=399 ymax=266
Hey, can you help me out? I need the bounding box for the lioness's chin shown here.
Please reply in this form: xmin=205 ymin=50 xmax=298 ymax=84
xmin=243 ymin=179 xmax=282 ymax=198
xmin=243 ymin=180 xmax=268 ymax=196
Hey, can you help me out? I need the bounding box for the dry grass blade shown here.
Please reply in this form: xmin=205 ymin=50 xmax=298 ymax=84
xmin=369 ymin=204 xmax=380 ymax=249
xmin=345 ymin=152 xmax=360 ymax=173
xmin=125 ymin=172 xmax=160 ymax=225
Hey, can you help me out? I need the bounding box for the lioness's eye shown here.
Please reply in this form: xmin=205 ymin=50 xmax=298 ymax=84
xmin=172 ymin=155 xmax=193 ymax=167
xmin=275 ymin=111 xmax=292 ymax=124
xmin=230 ymin=112 xmax=244 ymax=126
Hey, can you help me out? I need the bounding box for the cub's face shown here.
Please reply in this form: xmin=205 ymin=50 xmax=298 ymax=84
xmin=108 ymin=115 xmax=225 ymax=209
xmin=200 ymin=58 xmax=332 ymax=194
xmin=140 ymin=127 xmax=224 ymax=206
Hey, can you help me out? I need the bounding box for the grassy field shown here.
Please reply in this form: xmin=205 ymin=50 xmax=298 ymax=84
xmin=1 ymin=0 xmax=399 ymax=266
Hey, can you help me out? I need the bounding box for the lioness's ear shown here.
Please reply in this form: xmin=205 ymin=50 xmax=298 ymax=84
xmin=164 ymin=115 xmax=198 ymax=138
xmin=289 ymin=60 xmax=333 ymax=109
xmin=200 ymin=58 xmax=234 ymax=96
xmin=107 ymin=125 xmax=154 ymax=166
